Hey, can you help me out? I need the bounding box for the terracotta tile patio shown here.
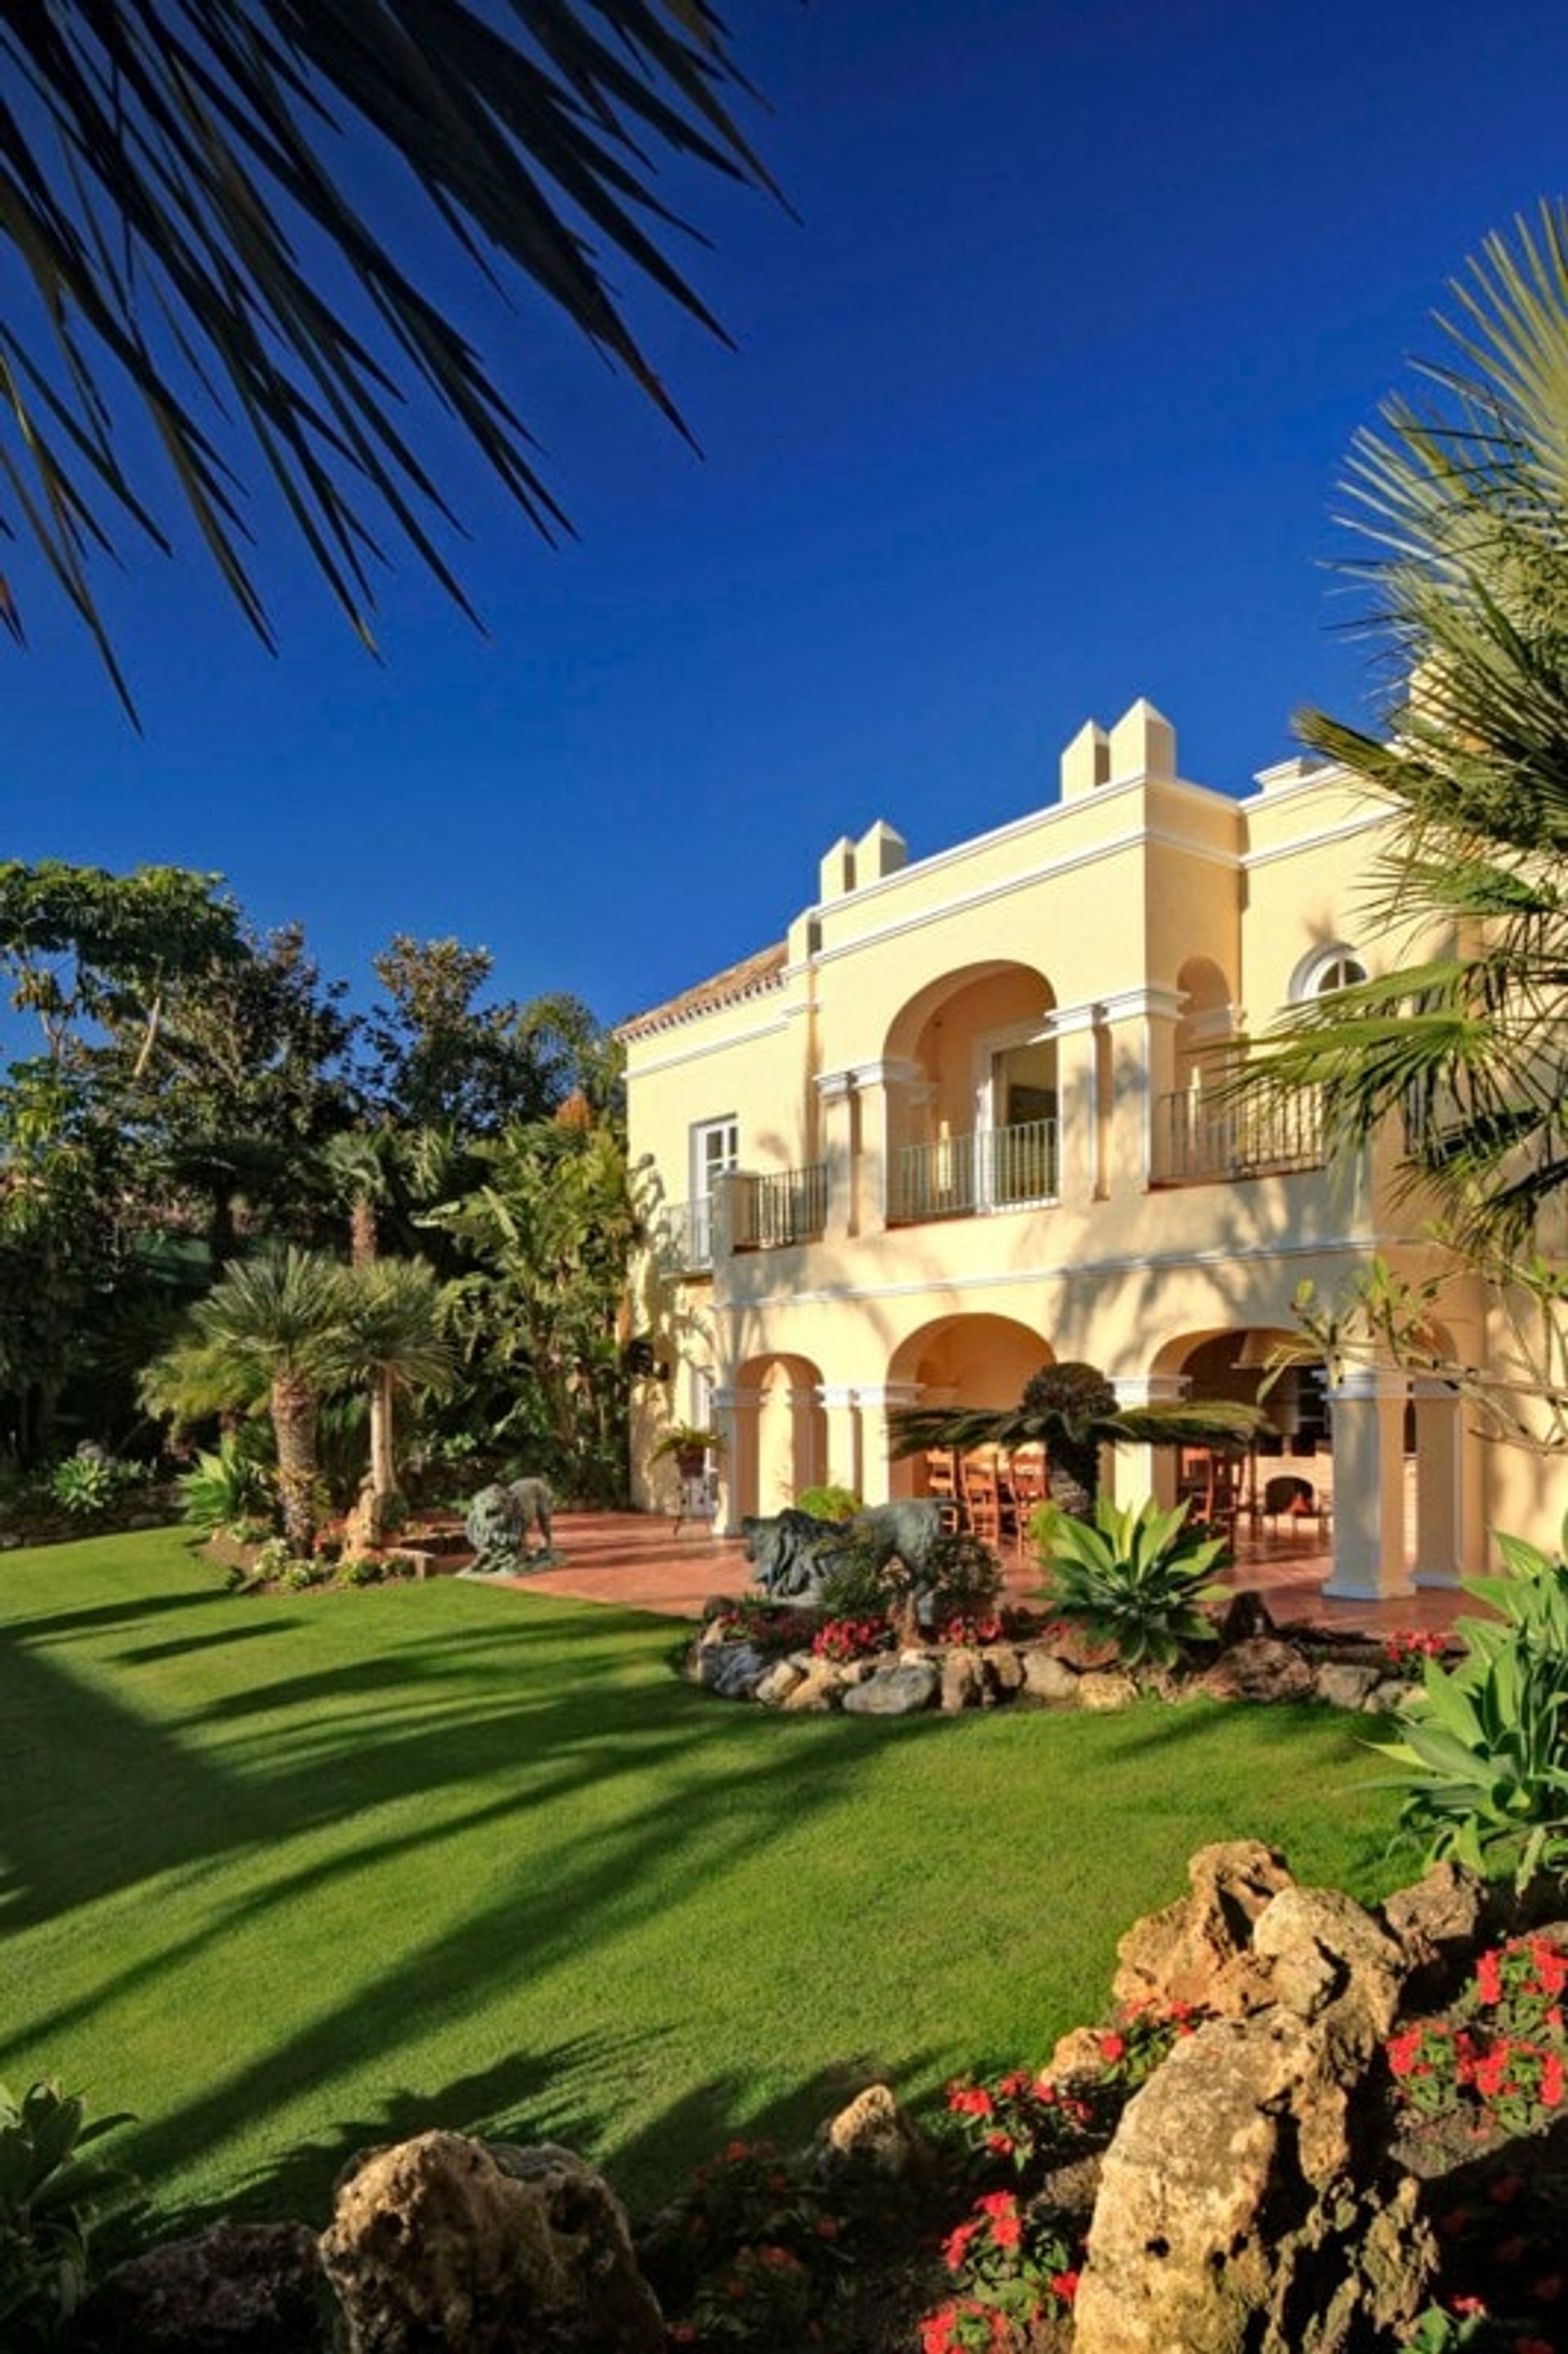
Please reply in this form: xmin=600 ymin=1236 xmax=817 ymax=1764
xmin=505 ymin=1509 xmax=1468 ymax=1638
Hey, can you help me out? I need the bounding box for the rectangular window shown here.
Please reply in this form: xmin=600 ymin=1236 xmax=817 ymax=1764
xmin=690 ymin=1117 xmax=738 ymax=1263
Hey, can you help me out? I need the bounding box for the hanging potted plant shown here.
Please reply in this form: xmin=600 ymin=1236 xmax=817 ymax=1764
xmin=650 ymin=1424 xmax=724 ymax=1480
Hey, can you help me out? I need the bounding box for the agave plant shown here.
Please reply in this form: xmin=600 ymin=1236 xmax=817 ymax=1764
xmin=1034 ymin=1496 xmax=1230 ymax=1669
xmin=0 ymin=2080 xmax=132 ymax=2347
xmin=177 ymin=1435 xmax=272 ymax=1537
xmin=1371 ymin=1518 xmax=1568 ymax=1888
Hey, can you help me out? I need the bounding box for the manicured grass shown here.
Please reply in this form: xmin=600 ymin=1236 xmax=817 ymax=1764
xmin=1 ymin=1527 xmax=1406 ymax=2231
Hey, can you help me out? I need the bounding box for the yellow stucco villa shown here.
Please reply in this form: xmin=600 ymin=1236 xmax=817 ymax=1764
xmin=621 ymin=698 xmax=1557 ymax=1598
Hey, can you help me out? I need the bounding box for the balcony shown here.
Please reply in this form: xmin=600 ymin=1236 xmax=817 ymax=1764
xmin=1151 ymin=1088 xmax=1324 ymax=1185
xmin=733 ymin=1163 xmax=828 ymax=1251
xmin=889 ymin=1117 xmax=1059 ymax=1225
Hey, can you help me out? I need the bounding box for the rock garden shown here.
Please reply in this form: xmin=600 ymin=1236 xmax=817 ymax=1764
xmin=685 ymin=1495 xmax=1452 ymax=1720
xmin=42 ymin=1844 xmax=1567 ymax=2354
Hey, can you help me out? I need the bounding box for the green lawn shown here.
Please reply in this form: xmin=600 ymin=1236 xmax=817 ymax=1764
xmin=0 ymin=1527 xmax=1406 ymax=2232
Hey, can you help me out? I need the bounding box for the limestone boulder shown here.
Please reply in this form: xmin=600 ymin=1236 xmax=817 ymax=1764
xmin=982 ymin=1644 xmax=1024 ymax=1695
xmin=1078 ymin=1670 xmax=1140 ymax=1713
xmin=781 ymin=1664 xmax=844 ymax=1712
xmin=89 ymin=2222 xmax=331 ymax=2353
xmin=319 ymin=2133 xmax=663 ymax=2354
xmin=813 ymin=2084 xmax=933 ymax=2185
xmin=940 ymin=1647 xmax=983 ymax=1712
xmin=1111 ymin=1840 xmax=1294 ymax=2017
xmin=1020 ymin=1649 xmax=1080 ymax=1705
xmin=1074 ymin=2015 xmax=1436 ymax=2354
xmin=752 ymin=1658 xmax=805 ymax=1707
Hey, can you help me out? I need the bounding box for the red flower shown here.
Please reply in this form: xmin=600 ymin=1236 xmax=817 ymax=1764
xmin=1051 ymin=2269 xmax=1081 ymax=2302
xmin=1474 ymin=1949 xmax=1504 ymax=2007
xmin=1450 ymin=2294 xmax=1487 ymax=2316
xmin=815 ymin=2215 xmax=840 ymax=2240
xmin=1098 ymin=2032 xmax=1127 ymax=2065
xmin=724 ymin=2138 xmax=750 ymax=2161
xmin=947 ymin=2085 xmax=994 ymax=2117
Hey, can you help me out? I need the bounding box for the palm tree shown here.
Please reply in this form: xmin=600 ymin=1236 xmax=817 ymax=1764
xmin=1238 ymin=204 xmax=1568 ymax=1268
xmin=176 ymin=1248 xmax=350 ymax=1549
xmin=890 ymin=1359 xmax=1263 ymax=1520
xmin=0 ymin=6 xmax=775 ymax=712
xmin=322 ymin=1129 xmax=400 ymax=1268
xmin=336 ymin=1257 xmax=457 ymax=1541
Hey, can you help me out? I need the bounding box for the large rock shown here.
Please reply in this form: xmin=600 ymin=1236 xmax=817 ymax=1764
xmin=1380 ymin=1861 xmax=1497 ymax=2006
xmin=1078 ymin=1670 xmax=1140 ymax=1713
xmin=939 ymin=1647 xmax=983 ymax=1712
xmin=781 ymin=1664 xmax=844 ymax=1712
xmin=840 ymin=1661 xmax=938 ymax=1716
xmin=1020 ymin=1648 xmax=1080 ymax=1705
xmin=1313 ymin=1661 xmax=1380 ymax=1711
xmin=695 ymin=1642 xmax=768 ymax=1699
xmin=89 ymin=2222 xmax=331 ymax=2352
xmin=1245 ymin=1884 xmax=1408 ymax=2055
xmin=1112 ymin=1841 xmax=1294 ymax=2017
xmin=813 ymin=2083 xmax=933 ymax=2184
xmin=982 ymin=1644 xmax=1024 ymax=1695
xmin=752 ymin=1657 xmax=805 ymax=1706
xmin=1200 ymin=1638 xmax=1316 ymax=1705
xmin=319 ymin=2133 xmax=662 ymax=2354
xmin=1074 ymin=2014 xmax=1436 ymax=2354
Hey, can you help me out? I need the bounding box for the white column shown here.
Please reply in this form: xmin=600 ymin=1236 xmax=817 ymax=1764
xmin=710 ymin=1383 xmax=759 ymax=1537
xmin=854 ymin=1380 xmax=924 ymax=1506
xmin=815 ymin=1071 xmax=855 ymax=1242
xmin=1111 ymin=1374 xmax=1190 ymax=1509
xmin=1325 ymin=1366 xmax=1412 ymax=1600
xmin=817 ymin=1382 xmax=862 ymax=1499
xmin=1411 ymin=1378 xmax=1464 ymax=1589
xmin=1050 ymin=1005 xmax=1099 ymax=1207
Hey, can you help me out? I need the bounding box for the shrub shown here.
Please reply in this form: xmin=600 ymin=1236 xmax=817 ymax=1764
xmin=47 ymin=1449 xmax=122 ymax=1518
xmin=1034 ymin=1496 xmax=1228 ymax=1668
xmin=0 ymin=2080 xmax=131 ymax=2347
xmin=814 ymin=1535 xmax=897 ymax=1621
xmin=178 ymin=1437 xmax=271 ymax=1536
xmin=708 ymin=1597 xmax=813 ymax=1652
xmin=279 ymin=1558 xmax=327 ymax=1591
xmin=795 ymin=1483 xmax=861 ymax=1523
xmin=334 ymin=1554 xmax=385 ymax=1587
xmin=1372 ymin=1518 xmax=1568 ymax=1887
xmin=924 ymin=1532 xmax=1004 ymax=1626
xmin=811 ymin=1616 xmax=891 ymax=1665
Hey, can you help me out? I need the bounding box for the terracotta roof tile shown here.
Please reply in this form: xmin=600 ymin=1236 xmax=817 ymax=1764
xmin=619 ymin=941 xmax=787 ymax=1040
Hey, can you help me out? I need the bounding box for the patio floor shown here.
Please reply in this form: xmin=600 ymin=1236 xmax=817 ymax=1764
xmin=506 ymin=1509 xmax=1468 ymax=1637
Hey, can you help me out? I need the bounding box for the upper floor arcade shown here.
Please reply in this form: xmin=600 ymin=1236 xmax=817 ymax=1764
xmin=621 ymin=698 xmax=1401 ymax=1295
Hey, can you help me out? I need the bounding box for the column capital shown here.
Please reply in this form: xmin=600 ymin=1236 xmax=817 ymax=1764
xmin=816 ymin=1383 xmax=858 ymax=1411
xmin=1332 ymin=1365 xmax=1410 ymax=1403
xmin=710 ymin=1384 xmax=760 ymax=1410
xmin=849 ymin=1056 xmax=923 ymax=1090
xmin=815 ymin=1068 xmax=856 ymax=1104
xmin=1098 ymin=983 xmax=1185 ymax=1025
xmin=855 ymin=1381 xmax=924 ymax=1411
xmin=1112 ymin=1374 xmax=1191 ymax=1407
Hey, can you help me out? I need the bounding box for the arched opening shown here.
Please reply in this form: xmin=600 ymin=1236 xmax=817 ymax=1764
xmin=886 ymin=1314 xmax=1053 ymax=1508
xmin=883 ymin=962 xmax=1059 ymax=1222
xmin=729 ymin=1353 xmax=826 ymax=1521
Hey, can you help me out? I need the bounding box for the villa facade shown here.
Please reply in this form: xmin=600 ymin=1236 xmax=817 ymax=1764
xmin=621 ymin=699 xmax=1553 ymax=1597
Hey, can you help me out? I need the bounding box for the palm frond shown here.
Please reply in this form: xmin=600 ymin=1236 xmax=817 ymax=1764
xmin=0 ymin=3 xmax=776 ymax=714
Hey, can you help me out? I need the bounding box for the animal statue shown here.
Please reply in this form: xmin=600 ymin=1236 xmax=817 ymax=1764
xmin=848 ymin=1499 xmax=946 ymax=1589
xmin=463 ymin=1476 xmax=555 ymax=1574
xmin=742 ymin=1509 xmax=855 ymax=1603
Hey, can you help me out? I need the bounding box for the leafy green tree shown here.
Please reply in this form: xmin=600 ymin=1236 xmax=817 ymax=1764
xmin=0 ymin=863 xmax=242 ymax=1071
xmin=363 ymin=936 xmax=621 ymax=1135
xmin=0 ymin=4 xmax=773 ymax=710
xmin=425 ymin=1114 xmax=641 ymax=1500
xmin=890 ymin=1361 xmax=1263 ymax=1519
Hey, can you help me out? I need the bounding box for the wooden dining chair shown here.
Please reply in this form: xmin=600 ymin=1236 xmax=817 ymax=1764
xmin=924 ymin=1447 xmax=964 ymax=1533
xmin=960 ymin=1450 xmax=1003 ymax=1547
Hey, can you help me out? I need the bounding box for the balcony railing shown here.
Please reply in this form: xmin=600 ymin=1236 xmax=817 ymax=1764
xmin=650 ymin=1198 xmax=715 ymax=1277
xmin=733 ymin=1163 xmax=829 ymax=1251
xmin=890 ymin=1118 xmax=1059 ymax=1224
xmin=1152 ymin=1088 xmax=1324 ymax=1184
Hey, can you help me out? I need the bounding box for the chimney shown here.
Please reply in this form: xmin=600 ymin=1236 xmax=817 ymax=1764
xmin=1059 ymin=719 xmax=1111 ymax=800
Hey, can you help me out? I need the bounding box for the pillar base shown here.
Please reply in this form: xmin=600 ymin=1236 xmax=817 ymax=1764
xmin=1321 ymin=1570 xmax=1415 ymax=1603
xmin=1412 ymin=1567 xmax=1464 ymax=1591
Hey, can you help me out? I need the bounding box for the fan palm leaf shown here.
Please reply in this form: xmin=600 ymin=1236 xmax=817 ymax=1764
xmin=0 ymin=3 xmax=776 ymax=714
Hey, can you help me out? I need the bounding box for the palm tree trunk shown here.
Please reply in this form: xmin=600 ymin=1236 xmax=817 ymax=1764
xmin=350 ymin=1194 xmax=378 ymax=1268
xmin=1049 ymin=1437 xmax=1100 ymax=1520
xmin=369 ymin=1371 xmax=397 ymax=1503
xmin=271 ymin=1370 xmax=320 ymax=1550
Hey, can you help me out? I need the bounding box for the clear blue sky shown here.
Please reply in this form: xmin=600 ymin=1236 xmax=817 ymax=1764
xmin=5 ymin=0 xmax=1567 ymax=1031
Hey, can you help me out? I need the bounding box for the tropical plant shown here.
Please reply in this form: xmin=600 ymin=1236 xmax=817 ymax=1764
xmin=47 ymin=1450 xmax=121 ymax=1518
xmin=0 ymin=7 xmax=774 ymax=711
xmin=1371 ymin=1518 xmax=1568 ymax=1888
xmin=163 ymin=1249 xmax=351 ymax=1549
xmin=795 ymin=1482 xmax=862 ymax=1522
xmin=336 ymin=1256 xmax=457 ymax=1540
xmin=177 ymin=1435 xmax=272 ymax=1536
xmin=649 ymin=1423 xmax=724 ymax=1465
xmin=1232 ymin=206 xmax=1568 ymax=1429
xmin=0 ymin=2080 xmax=131 ymax=2347
xmin=891 ymin=1360 xmax=1263 ymax=1518
xmin=1034 ymin=1496 xmax=1230 ymax=1669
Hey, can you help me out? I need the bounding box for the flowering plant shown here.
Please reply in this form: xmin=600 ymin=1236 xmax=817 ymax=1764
xmin=710 ymin=1598 xmax=815 ymax=1652
xmin=1386 ymin=1937 xmax=1567 ymax=2142
xmin=918 ymin=2190 xmax=1080 ymax=2350
xmin=655 ymin=2136 xmax=846 ymax=2348
xmin=942 ymin=2069 xmax=1094 ymax=2178
xmin=1384 ymin=1628 xmax=1448 ymax=1672
xmin=811 ymin=1616 xmax=891 ymax=1665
